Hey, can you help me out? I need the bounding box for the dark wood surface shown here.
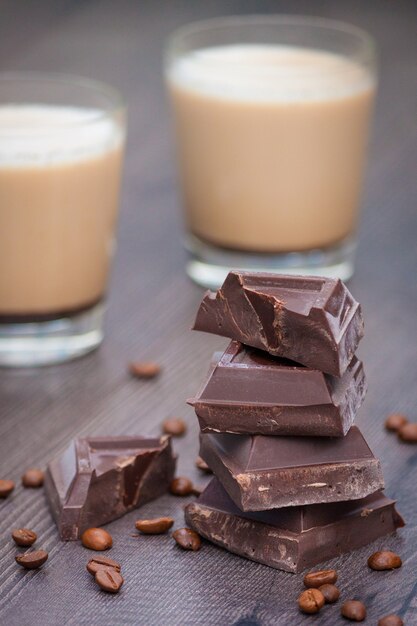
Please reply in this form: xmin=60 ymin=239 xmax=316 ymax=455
xmin=1 ymin=1 xmax=416 ymax=624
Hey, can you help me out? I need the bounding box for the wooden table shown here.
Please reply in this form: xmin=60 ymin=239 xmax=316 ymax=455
xmin=1 ymin=1 xmax=416 ymax=624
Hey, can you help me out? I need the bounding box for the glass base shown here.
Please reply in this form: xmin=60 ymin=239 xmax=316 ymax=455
xmin=185 ymin=234 xmax=356 ymax=289
xmin=0 ymin=302 xmax=104 ymax=367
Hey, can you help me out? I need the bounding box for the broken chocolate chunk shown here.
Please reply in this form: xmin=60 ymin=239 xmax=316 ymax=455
xmin=45 ymin=435 xmax=176 ymax=540
xmin=193 ymin=271 xmax=364 ymax=377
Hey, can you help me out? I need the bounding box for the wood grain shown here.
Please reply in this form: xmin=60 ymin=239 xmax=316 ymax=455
xmin=0 ymin=1 xmax=416 ymax=624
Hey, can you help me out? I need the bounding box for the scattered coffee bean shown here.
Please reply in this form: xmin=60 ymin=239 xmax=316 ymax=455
xmin=95 ymin=568 xmax=124 ymax=593
xmin=304 ymin=568 xmax=338 ymax=588
xmin=81 ymin=528 xmax=113 ymax=551
xmin=135 ymin=517 xmax=174 ymax=534
xmin=22 ymin=468 xmax=44 ymax=488
xmin=86 ymin=556 xmax=121 ymax=576
xmin=298 ymin=588 xmax=325 ymax=614
xmin=341 ymin=600 xmax=367 ymax=621
xmin=368 ymin=550 xmax=402 ymax=570
xmin=12 ymin=528 xmax=37 ymax=547
xmin=129 ymin=362 xmax=161 ymax=379
xmin=162 ymin=417 xmax=187 ymax=437
xmin=0 ymin=479 xmax=15 ymax=498
xmin=195 ymin=456 xmax=212 ymax=473
xmin=378 ymin=615 xmax=404 ymax=626
xmin=172 ymin=528 xmax=201 ymax=551
xmin=398 ymin=422 xmax=417 ymax=442
xmin=319 ymin=583 xmax=340 ymax=604
xmin=385 ymin=413 xmax=408 ymax=432
xmin=15 ymin=549 xmax=48 ymax=569
xmin=169 ymin=477 xmax=194 ymax=496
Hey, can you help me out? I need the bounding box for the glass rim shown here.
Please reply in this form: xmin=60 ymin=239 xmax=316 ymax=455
xmin=165 ymin=14 xmax=377 ymax=67
xmin=0 ymin=71 xmax=126 ymax=132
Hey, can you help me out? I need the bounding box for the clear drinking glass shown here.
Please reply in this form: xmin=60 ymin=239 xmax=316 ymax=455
xmin=0 ymin=73 xmax=126 ymax=366
xmin=165 ymin=16 xmax=377 ymax=288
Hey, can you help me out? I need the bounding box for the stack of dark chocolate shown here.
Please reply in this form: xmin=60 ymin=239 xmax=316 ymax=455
xmin=185 ymin=272 xmax=403 ymax=573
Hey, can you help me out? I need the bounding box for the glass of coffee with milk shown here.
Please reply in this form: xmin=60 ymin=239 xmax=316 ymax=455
xmin=165 ymin=16 xmax=377 ymax=287
xmin=0 ymin=73 xmax=126 ymax=365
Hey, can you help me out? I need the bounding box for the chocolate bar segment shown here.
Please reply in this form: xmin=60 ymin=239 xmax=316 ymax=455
xmin=189 ymin=341 xmax=367 ymax=437
xmin=45 ymin=435 xmax=176 ymax=540
xmin=193 ymin=271 xmax=364 ymax=376
xmin=185 ymin=478 xmax=404 ymax=573
xmin=200 ymin=427 xmax=383 ymax=510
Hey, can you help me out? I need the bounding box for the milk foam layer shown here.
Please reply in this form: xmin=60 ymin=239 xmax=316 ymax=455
xmin=0 ymin=105 xmax=123 ymax=167
xmin=168 ymin=44 xmax=374 ymax=102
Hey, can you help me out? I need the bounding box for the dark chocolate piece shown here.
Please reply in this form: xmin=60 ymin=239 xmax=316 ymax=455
xmin=45 ymin=435 xmax=176 ymax=540
xmin=189 ymin=341 xmax=367 ymax=437
xmin=185 ymin=478 xmax=404 ymax=573
xmin=193 ymin=271 xmax=364 ymax=377
xmin=200 ymin=427 xmax=384 ymax=510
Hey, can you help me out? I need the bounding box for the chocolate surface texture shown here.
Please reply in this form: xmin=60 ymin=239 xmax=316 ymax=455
xmin=189 ymin=341 xmax=367 ymax=437
xmin=185 ymin=478 xmax=404 ymax=573
xmin=45 ymin=435 xmax=176 ymax=540
xmin=199 ymin=427 xmax=384 ymax=510
xmin=193 ymin=271 xmax=364 ymax=377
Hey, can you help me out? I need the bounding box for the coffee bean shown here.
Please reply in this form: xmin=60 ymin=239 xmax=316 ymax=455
xmin=195 ymin=456 xmax=212 ymax=473
xmin=81 ymin=528 xmax=113 ymax=551
xmin=172 ymin=528 xmax=201 ymax=551
xmin=86 ymin=556 xmax=121 ymax=576
xmin=398 ymin=422 xmax=417 ymax=442
xmin=12 ymin=528 xmax=37 ymax=547
xmin=129 ymin=362 xmax=161 ymax=379
xmin=169 ymin=477 xmax=194 ymax=496
xmin=22 ymin=468 xmax=44 ymax=488
xmin=162 ymin=417 xmax=186 ymax=437
xmin=304 ymin=568 xmax=338 ymax=588
xmin=298 ymin=588 xmax=325 ymax=614
xmin=0 ymin=479 xmax=15 ymax=498
xmin=341 ymin=600 xmax=367 ymax=621
xmin=95 ymin=568 xmax=124 ymax=593
xmin=319 ymin=583 xmax=340 ymax=603
xmin=15 ymin=549 xmax=48 ymax=569
xmin=385 ymin=413 xmax=408 ymax=432
xmin=368 ymin=550 xmax=402 ymax=570
xmin=378 ymin=615 xmax=404 ymax=626
xmin=135 ymin=517 xmax=174 ymax=534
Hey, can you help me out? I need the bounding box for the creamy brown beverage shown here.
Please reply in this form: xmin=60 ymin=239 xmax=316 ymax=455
xmin=0 ymin=105 xmax=124 ymax=318
xmin=167 ymin=45 xmax=375 ymax=252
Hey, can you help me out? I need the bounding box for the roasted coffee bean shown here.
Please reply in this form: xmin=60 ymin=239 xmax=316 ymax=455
xmin=15 ymin=549 xmax=48 ymax=569
xmin=368 ymin=550 xmax=402 ymax=570
xmin=0 ymin=479 xmax=15 ymax=498
xmin=319 ymin=583 xmax=340 ymax=604
xmin=172 ymin=528 xmax=201 ymax=551
xmin=378 ymin=615 xmax=404 ymax=626
xmin=22 ymin=468 xmax=44 ymax=488
xmin=86 ymin=555 xmax=121 ymax=576
xmin=129 ymin=362 xmax=161 ymax=379
xmin=162 ymin=417 xmax=186 ymax=437
xmin=95 ymin=568 xmax=124 ymax=593
xmin=81 ymin=528 xmax=113 ymax=551
xmin=298 ymin=588 xmax=325 ymax=614
xmin=304 ymin=568 xmax=338 ymax=588
xmin=195 ymin=456 xmax=212 ymax=473
xmin=169 ymin=477 xmax=194 ymax=496
xmin=135 ymin=517 xmax=174 ymax=534
xmin=385 ymin=413 xmax=408 ymax=432
xmin=398 ymin=422 xmax=417 ymax=442
xmin=12 ymin=528 xmax=37 ymax=547
xmin=341 ymin=600 xmax=367 ymax=621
